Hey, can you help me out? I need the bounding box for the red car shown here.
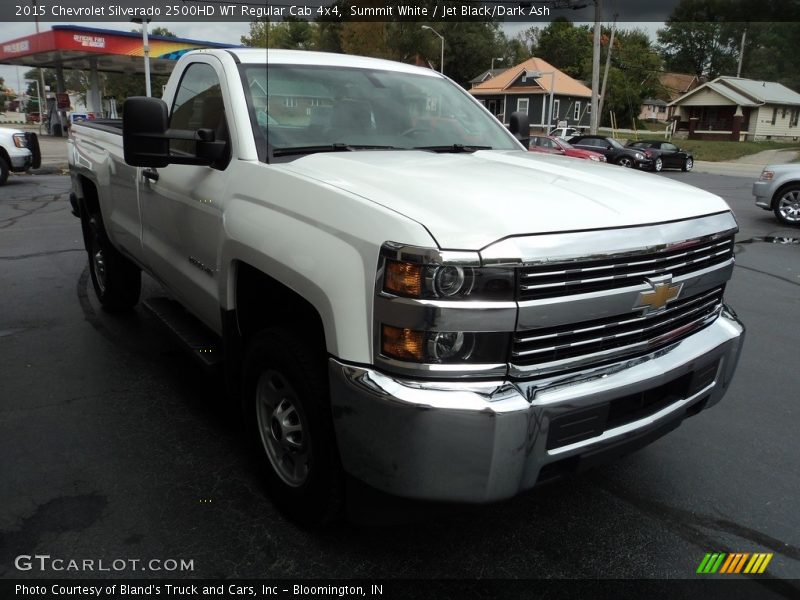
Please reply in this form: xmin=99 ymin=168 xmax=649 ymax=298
xmin=529 ymin=135 xmax=607 ymax=162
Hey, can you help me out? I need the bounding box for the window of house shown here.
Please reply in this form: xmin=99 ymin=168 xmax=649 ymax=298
xmin=791 ymin=109 xmax=799 ymax=127
xmin=518 ymin=98 xmax=529 ymax=114
xmin=552 ymin=99 xmax=560 ymax=120
xmin=283 ymin=97 xmax=298 ymax=108
xmin=574 ymin=102 xmax=581 ymax=120
xmin=772 ymin=107 xmax=778 ymax=125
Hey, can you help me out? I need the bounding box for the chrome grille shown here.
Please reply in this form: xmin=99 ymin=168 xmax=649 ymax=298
xmin=512 ymin=286 xmax=724 ymax=369
xmin=518 ymin=235 xmax=734 ymax=300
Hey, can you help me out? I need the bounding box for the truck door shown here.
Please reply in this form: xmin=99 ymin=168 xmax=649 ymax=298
xmin=138 ymin=58 xmax=233 ymax=333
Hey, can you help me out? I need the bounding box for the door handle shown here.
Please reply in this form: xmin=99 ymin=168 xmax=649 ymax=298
xmin=142 ymin=168 xmax=159 ymax=182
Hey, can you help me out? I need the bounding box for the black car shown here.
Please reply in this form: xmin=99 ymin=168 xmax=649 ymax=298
xmin=626 ymin=140 xmax=694 ymax=172
xmin=567 ymin=135 xmax=654 ymax=170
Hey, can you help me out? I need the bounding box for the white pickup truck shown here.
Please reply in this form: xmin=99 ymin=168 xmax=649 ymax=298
xmin=0 ymin=127 xmax=40 ymax=185
xmin=69 ymin=49 xmax=744 ymax=523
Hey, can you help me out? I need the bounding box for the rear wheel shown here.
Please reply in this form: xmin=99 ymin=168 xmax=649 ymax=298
xmin=243 ymin=327 xmax=344 ymax=525
xmin=773 ymin=185 xmax=800 ymax=226
xmin=0 ymin=156 xmax=9 ymax=185
xmin=682 ymin=157 xmax=694 ymax=172
xmin=83 ymin=210 xmax=141 ymax=309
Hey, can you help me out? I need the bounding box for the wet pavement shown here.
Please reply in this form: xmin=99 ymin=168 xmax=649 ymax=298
xmin=0 ymin=172 xmax=798 ymax=590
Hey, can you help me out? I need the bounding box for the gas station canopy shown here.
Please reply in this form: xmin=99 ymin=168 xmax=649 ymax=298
xmin=0 ymin=25 xmax=239 ymax=75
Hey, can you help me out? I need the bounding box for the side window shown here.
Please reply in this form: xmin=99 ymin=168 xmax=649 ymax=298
xmin=663 ymin=143 xmax=677 ymax=152
xmin=170 ymin=63 xmax=230 ymax=163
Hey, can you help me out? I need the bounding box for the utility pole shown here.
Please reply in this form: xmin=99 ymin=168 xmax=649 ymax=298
xmin=33 ymin=0 xmax=47 ymax=135
xmin=590 ymin=0 xmax=602 ymax=134
xmin=598 ymin=14 xmax=617 ymax=124
xmin=736 ymin=28 xmax=747 ymax=78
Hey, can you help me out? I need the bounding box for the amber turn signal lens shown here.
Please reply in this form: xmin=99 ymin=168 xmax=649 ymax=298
xmin=381 ymin=325 xmax=425 ymax=361
xmin=384 ymin=260 xmax=422 ymax=297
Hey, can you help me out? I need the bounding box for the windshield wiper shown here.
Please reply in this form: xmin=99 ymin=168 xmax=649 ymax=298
xmin=413 ymin=144 xmax=493 ymax=153
xmin=272 ymin=143 xmax=404 ymax=157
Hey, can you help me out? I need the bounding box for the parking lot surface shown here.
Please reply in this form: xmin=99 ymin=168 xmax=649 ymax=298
xmin=0 ymin=171 xmax=798 ymax=591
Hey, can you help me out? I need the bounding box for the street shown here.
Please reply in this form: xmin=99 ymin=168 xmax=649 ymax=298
xmin=0 ymin=170 xmax=798 ymax=590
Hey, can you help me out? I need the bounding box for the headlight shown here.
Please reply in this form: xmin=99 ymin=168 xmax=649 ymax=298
xmin=634 ymin=152 xmax=644 ymax=161
xmin=13 ymin=133 xmax=28 ymax=148
xmin=381 ymin=325 xmax=509 ymax=365
xmin=589 ymin=155 xmax=602 ymax=162
xmin=383 ymin=259 xmax=514 ymax=301
xmin=760 ymin=170 xmax=774 ymax=181
xmin=376 ymin=243 xmax=515 ymax=374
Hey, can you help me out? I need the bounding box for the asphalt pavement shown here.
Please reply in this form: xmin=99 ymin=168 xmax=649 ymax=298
xmin=0 ymin=170 xmax=798 ymax=593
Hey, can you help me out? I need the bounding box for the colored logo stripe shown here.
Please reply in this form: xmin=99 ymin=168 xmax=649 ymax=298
xmin=698 ymin=552 xmax=773 ymax=574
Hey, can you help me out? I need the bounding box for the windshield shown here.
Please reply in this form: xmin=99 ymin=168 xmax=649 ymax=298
xmin=607 ymin=138 xmax=625 ymax=149
xmin=243 ymin=64 xmax=520 ymax=158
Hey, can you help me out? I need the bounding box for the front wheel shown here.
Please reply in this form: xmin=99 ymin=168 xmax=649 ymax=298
xmin=682 ymin=157 xmax=694 ymax=172
xmin=243 ymin=327 xmax=344 ymax=525
xmin=652 ymin=157 xmax=663 ymax=172
xmin=773 ymin=185 xmax=800 ymax=226
xmin=616 ymin=156 xmax=634 ymax=168
xmin=83 ymin=211 xmax=141 ymax=309
xmin=0 ymin=156 xmax=9 ymax=186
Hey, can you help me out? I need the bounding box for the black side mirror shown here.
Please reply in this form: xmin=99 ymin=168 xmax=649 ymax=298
xmin=509 ymin=111 xmax=530 ymax=146
xmin=123 ymin=97 xmax=170 ymax=168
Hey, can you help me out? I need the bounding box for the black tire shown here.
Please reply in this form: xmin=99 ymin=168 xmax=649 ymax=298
xmin=682 ymin=157 xmax=693 ymax=172
xmin=652 ymin=157 xmax=663 ymax=172
xmin=242 ymin=327 xmax=344 ymax=525
xmin=616 ymin=156 xmax=634 ymax=168
xmin=772 ymin=185 xmax=800 ymax=227
xmin=83 ymin=210 xmax=141 ymax=309
xmin=0 ymin=156 xmax=9 ymax=186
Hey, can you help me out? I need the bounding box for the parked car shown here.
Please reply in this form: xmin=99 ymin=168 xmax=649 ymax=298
xmin=568 ymin=135 xmax=654 ymax=170
xmin=753 ymin=164 xmax=800 ymax=226
xmin=0 ymin=128 xmax=41 ymax=185
xmin=627 ymin=140 xmax=694 ymax=172
xmin=529 ymin=135 xmax=607 ymax=162
xmin=548 ymin=126 xmax=580 ymax=139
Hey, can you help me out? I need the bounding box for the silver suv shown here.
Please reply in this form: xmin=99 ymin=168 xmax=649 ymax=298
xmin=753 ymin=164 xmax=800 ymax=226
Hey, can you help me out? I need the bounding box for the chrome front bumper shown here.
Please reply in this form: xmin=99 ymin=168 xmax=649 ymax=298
xmin=329 ymin=307 xmax=744 ymax=503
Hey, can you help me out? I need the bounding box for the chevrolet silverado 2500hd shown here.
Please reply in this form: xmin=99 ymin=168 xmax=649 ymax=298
xmin=68 ymin=49 xmax=744 ymax=523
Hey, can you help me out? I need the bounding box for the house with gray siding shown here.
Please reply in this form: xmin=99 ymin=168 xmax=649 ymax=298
xmin=469 ymin=57 xmax=592 ymax=131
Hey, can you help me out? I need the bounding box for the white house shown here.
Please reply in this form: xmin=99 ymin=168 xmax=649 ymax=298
xmin=669 ymin=76 xmax=800 ymax=141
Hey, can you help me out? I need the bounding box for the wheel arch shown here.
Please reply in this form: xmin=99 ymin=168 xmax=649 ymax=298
xmin=771 ymin=180 xmax=800 ymax=209
xmin=231 ymin=260 xmax=330 ymax=357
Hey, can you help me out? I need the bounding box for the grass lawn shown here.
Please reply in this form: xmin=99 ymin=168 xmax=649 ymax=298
xmin=671 ymin=139 xmax=800 ymax=162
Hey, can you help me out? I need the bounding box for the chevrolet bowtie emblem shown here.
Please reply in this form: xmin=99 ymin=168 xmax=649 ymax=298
xmin=636 ymin=279 xmax=683 ymax=313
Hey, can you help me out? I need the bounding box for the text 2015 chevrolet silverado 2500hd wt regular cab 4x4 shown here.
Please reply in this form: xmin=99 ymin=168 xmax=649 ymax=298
xmin=68 ymin=49 xmax=744 ymax=523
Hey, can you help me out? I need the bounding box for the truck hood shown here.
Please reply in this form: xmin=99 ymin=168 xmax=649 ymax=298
xmin=280 ymin=150 xmax=732 ymax=250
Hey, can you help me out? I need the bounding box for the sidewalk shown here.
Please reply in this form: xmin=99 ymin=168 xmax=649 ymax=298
xmin=693 ymin=148 xmax=799 ymax=178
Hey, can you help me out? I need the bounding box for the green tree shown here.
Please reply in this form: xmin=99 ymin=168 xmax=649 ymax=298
xmin=601 ymin=29 xmax=663 ymax=128
xmin=533 ymin=18 xmax=592 ymax=79
xmin=0 ymin=77 xmax=7 ymax=112
xmin=241 ymin=19 xmax=314 ymax=49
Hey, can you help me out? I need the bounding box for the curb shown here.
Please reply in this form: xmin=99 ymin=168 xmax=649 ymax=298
xmin=28 ymin=164 xmax=69 ymax=175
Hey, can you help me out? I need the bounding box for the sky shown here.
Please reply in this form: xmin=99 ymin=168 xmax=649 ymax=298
xmin=0 ymin=20 xmax=663 ymax=95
